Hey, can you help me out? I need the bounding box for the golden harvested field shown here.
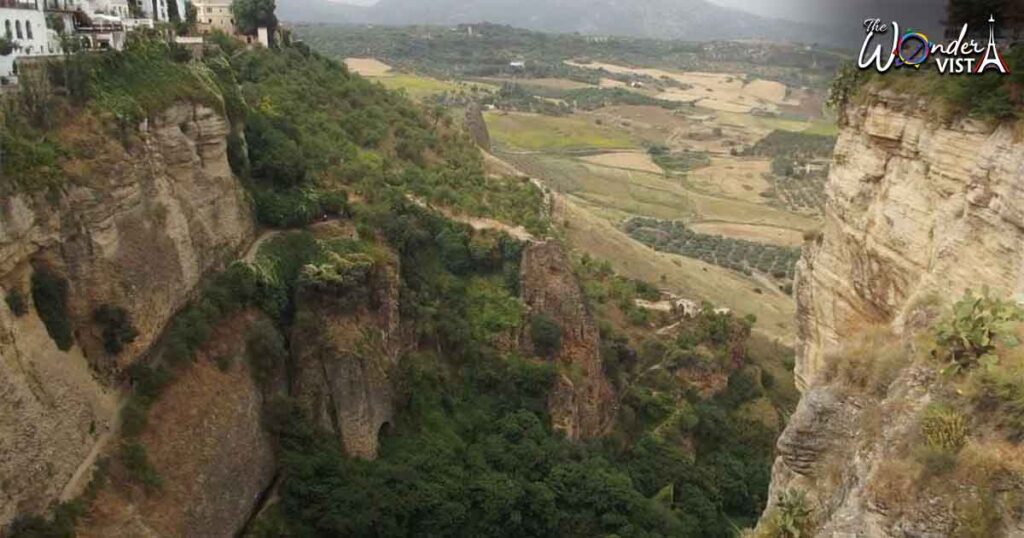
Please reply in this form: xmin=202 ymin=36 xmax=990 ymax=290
xmin=689 ymin=222 xmax=805 ymax=247
xmin=344 ymin=57 xmax=393 ymax=77
xmin=566 ymin=60 xmax=793 ymax=113
xmin=685 ymin=157 xmax=772 ymax=203
xmin=580 ymin=151 xmax=664 ymax=174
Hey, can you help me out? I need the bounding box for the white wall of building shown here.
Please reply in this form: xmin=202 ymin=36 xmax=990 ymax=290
xmin=1 ymin=4 xmax=55 ymax=79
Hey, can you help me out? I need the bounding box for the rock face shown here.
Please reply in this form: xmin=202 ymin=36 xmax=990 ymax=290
xmin=0 ymin=104 xmax=254 ymax=527
xmin=519 ymin=240 xmax=614 ymax=440
xmin=291 ymin=249 xmax=401 ymax=460
xmin=761 ymin=91 xmax=1024 ymax=536
xmin=794 ymin=91 xmax=1024 ymax=390
xmin=760 ymin=364 xmax=950 ymax=537
xmin=463 ymin=103 xmax=491 ymax=151
xmin=76 ymin=311 xmax=280 ymax=538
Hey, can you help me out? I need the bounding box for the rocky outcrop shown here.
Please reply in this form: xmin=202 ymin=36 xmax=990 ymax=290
xmin=759 ymin=363 xmax=952 ymax=537
xmin=794 ymin=90 xmax=1024 ymax=390
xmin=76 ymin=311 xmax=281 ymax=538
xmin=291 ymin=247 xmax=401 ymax=460
xmin=0 ymin=104 xmax=254 ymax=527
xmin=519 ymin=240 xmax=614 ymax=440
xmin=463 ymin=103 xmax=491 ymax=151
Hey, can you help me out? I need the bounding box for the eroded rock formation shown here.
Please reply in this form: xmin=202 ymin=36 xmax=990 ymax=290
xmin=795 ymin=90 xmax=1024 ymax=390
xmin=519 ymin=240 xmax=615 ymax=440
xmin=0 ymin=104 xmax=254 ymax=527
xmin=290 ymin=247 xmax=401 ymax=460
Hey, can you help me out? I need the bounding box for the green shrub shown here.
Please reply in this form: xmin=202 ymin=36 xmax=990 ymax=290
xmin=318 ymin=189 xmax=349 ymax=216
xmin=920 ymin=405 xmax=968 ymax=453
xmin=5 ymin=288 xmax=28 ymax=317
xmin=935 ymin=288 xmax=1023 ymax=374
xmin=120 ymin=441 xmax=161 ymax=491
xmin=529 ymin=314 xmax=562 ymax=357
xmin=5 ymin=503 xmax=80 ymax=538
xmin=31 ymin=269 xmax=73 ymax=351
xmin=771 ymin=489 xmax=813 ymax=538
xmin=120 ymin=397 xmax=149 ymax=437
xmin=93 ymin=305 xmax=139 ymax=354
xmin=126 ymin=363 xmax=171 ymax=404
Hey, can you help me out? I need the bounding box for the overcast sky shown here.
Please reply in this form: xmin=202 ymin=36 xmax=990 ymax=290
xmin=708 ymin=0 xmax=943 ymax=24
xmin=325 ymin=0 xmax=948 ymax=34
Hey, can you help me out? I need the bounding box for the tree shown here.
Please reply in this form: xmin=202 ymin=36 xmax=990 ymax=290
xmin=0 ymin=37 xmax=19 ymax=57
xmin=944 ymin=0 xmax=1022 ymax=37
xmin=231 ymin=0 xmax=277 ymax=35
xmin=530 ymin=314 xmax=562 ymax=357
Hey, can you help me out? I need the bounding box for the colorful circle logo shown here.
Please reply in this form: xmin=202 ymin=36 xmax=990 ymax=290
xmin=896 ymin=30 xmax=931 ymax=68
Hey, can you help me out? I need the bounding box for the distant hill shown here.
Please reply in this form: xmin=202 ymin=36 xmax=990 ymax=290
xmin=277 ymin=0 xmax=841 ymax=43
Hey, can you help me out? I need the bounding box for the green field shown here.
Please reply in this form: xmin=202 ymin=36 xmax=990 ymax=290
xmin=370 ymin=73 xmax=495 ymax=100
xmin=485 ymin=112 xmax=636 ymax=151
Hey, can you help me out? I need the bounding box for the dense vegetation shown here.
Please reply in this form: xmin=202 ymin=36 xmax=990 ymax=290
xmin=242 ymin=198 xmax=787 ymax=537
xmin=625 ymin=217 xmax=801 ymax=285
xmin=295 ymin=23 xmax=844 ymax=89
xmin=647 ymin=146 xmax=712 ymax=175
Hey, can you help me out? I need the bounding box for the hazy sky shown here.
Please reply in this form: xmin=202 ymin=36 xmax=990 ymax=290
xmin=709 ymin=0 xmax=946 ymax=29
xmin=325 ymin=0 xmax=948 ymax=33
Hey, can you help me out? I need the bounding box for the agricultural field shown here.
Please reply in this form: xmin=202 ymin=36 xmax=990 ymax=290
xmin=624 ymin=217 xmax=802 ymax=285
xmin=346 ymin=58 xmax=497 ymax=100
xmin=557 ymin=195 xmax=798 ymax=340
xmin=564 ymin=60 xmax=794 ymax=114
xmin=345 ymin=57 xmax=394 ymax=76
xmin=684 ymin=157 xmax=773 ymax=205
xmin=495 ymin=151 xmax=817 ymax=232
xmin=485 ymin=111 xmax=636 ymax=151
xmin=580 ymin=151 xmax=664 ymax=173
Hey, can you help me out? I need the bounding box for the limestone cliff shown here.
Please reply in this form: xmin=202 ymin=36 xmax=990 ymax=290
xmin=794 ymin=90 xmax=1024 ymax=391
xmin=0 ymin=104 xmax=254 ymax=527
xmin=758 ymin=90 xmax=1024 ymax=536
xmin=75 ymin=311 xmax=280 ymax=538
xmin=519 ymin=240 xmax=615 ymax=440
xmin=290 ymin=246 xmax=401 ymax=460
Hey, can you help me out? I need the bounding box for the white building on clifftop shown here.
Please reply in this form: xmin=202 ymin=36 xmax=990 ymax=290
xmin=1 ymin=0 xmax=58 ymax=83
